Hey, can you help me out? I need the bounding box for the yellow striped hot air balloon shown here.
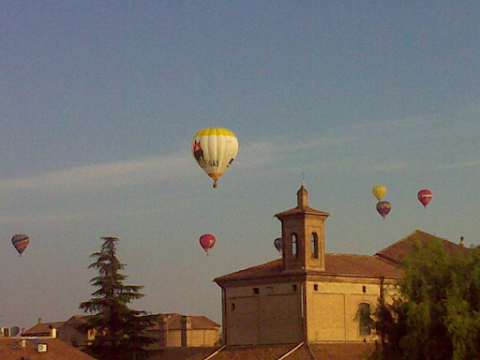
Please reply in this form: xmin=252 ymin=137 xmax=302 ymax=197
xmin=191 ymin=128 xmax=239 ymax=188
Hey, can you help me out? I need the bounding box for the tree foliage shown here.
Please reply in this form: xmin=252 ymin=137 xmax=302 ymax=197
xmin=78 ymin=237 xmax=156 ymax=360
xmin=372 ymin=239 xmax=480 ymax=360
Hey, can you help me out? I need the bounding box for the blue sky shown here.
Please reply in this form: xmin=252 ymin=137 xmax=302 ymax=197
xmin=1 ymin=1 xmax=479 ymax=329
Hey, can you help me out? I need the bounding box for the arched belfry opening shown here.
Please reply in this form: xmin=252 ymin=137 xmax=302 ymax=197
xmin=274 ymin=184 xmax=330 ymax=272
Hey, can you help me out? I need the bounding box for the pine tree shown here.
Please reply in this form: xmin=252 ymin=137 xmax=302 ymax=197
xmin=78 ymin=237 xmax=156 ymax=360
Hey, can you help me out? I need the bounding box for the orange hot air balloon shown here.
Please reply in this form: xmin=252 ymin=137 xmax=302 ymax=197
xmin=417 ymin=189 xmax=433 ymax=208
xmin=199 ymin=234 xmax=216 ymax=255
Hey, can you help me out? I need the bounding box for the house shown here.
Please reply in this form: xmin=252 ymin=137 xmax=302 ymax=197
xmin=147 ymin=313 xmax=221 ymax=349
xmin=22 ymin=318 xmax=64 ymax=337
xmin=22 ymin=313 xmax=220 ymax=350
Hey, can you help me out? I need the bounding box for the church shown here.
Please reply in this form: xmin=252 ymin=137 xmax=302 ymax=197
xmin=214 ymin=184 xmax=462 ymax=347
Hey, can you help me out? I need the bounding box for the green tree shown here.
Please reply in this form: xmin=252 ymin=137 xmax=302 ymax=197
xmin=78 ymin=237 xmax=156 ymax=360
xmin=371 ymin=239 xmax=480 ymax=360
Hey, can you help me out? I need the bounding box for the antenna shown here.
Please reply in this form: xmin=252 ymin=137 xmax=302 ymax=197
xmin=301 ymin=171 xmax=305 ymax=187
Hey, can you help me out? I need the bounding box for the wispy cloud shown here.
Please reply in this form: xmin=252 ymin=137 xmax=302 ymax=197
xmin=433 ymin=160 xmax=480 ymax=170
xmin=0 ymin=152 xmax=193 ymax=194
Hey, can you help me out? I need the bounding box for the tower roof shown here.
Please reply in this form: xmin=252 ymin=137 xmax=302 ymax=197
xmin=275 ymin=185 xmax=330 ymax=219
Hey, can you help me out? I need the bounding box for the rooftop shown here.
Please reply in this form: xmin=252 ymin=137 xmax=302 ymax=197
xmin=215 ymin=253 xmax=402 ymax=284
xmin=0 ymin=338 xmax=96 ymax=360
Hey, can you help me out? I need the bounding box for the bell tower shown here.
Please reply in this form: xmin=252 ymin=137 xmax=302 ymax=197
xmin=275 ymin=184 xmax=330 ymax=272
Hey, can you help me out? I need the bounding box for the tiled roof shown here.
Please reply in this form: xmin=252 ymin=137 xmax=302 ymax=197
xmin=215 ymin=253 xmax=402 ymax=284
xmin=0 ymin=338 xmax=96 ymax=359
xmin=149 ymin=313 xmax=220 ymax=331
xmin=186 ymin=344 xmax=301 ymax=360
xmin=308 ymin=342 xmax=374 ymax=360
xmin=375 ymin=230 xmax=469 ymax=266
xmin=22 ymin=321 xmax=64 ymax=336
xmin=275 ymin=205 xmax=331 ymax=218
xmin=151 ymin=343 xmax=375 ymax=360
xmin=149 ymin=347 xmax=220 ymax=360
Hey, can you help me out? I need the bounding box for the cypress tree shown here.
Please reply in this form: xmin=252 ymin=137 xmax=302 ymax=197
xmin=78 ymin=237 xmax=156 ymax=360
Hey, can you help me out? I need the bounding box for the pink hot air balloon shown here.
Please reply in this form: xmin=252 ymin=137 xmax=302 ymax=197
xmin=417 ymin=189 xmax=433 ymax=209
xmin=199 ymin=234 xmax=216 ymax=255
xmin=12 ymin=234 xmax=30 ymax=256
xmin=376 ymin=201 xmax=391 ymax=220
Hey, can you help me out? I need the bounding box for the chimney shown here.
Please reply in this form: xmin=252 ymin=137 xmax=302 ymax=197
xmin=50 ymin=327 xmax=57 ymax=338
xmin=21 ymin=339 xmax=27 ymax=348
xmin=38 ymin=318 xmax=43 ymax=324
xmin=180 ymin=315 xmax=191 ymax=347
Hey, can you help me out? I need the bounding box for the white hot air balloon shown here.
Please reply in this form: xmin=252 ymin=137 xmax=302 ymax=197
xmin=192 ymin=128 xmax=239 ymax=188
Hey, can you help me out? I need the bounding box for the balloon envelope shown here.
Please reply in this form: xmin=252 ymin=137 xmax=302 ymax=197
xmin=418 ymin=189 xmax=433 ymax=208
xmin=12 ymin=234 xmax=30 ymax=255
xmin=199 ymin=234 xmax=216 ymax=255
xmin=274 ymin=238 xmax=283 ymax=252
xmin=192 ymin=128 xmax=239 ymax=188
xmin=376 ymin=201 xmax=391 ymax=219
xmin=372 ymin=186 xmax=387 ymax=201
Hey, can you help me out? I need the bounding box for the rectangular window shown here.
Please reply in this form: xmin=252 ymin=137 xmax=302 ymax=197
xmin=292 ymin=285 xmax=297 ymax=292
xmin=231 ymin=303 xmax=235 ymax=311
xmin=314 ymin=284 xmax=318 ymax=291
xmin=362 ymin=286 xmax=367 ymax=293
xmin=358 ymin=303 xmax=372 ymax=335
xmin=253 ymin=287 xmax=259 ymax=295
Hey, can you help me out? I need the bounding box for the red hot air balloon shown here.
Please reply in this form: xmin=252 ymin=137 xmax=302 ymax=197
xmin=274 ymin=238 xmax=283 ymax=253
xmin=376 ymin=201 xmax=391 ymax=220
xmin=199 ymin=234 xmax=216 ymax=255
xmin=418 ymin=189 xmax=433 ymax=208
xmin=12 ymin=234 xmax=30 ymax=256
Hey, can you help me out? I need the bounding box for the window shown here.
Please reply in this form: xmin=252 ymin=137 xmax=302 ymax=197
xmin=231 ymin=303 xmax=236 ymax=311
xmin=314 ymin=284 xmax=318 ymax=291
xmin=292 ymin=284 xmax=297 ymax=292
xmin=292 ymin=234 xmax=298 ymax=257
xmin=358 ymin=303 xmax=372 ymax=335
xmin=253 ymin=287 xmax=259 ymax=295
xmin=311 ymin=233 xmax=319 ymax=258
xmin=362 ymin=286 xmax=367 ymax=293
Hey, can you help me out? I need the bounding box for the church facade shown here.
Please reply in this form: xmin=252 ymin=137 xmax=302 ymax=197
xmin=215 ymin=185 xmax=404 ymax=346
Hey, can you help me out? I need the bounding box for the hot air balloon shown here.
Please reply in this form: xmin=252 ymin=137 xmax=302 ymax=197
xmin=192 ymin=128 xmax=239 ymax=188
xmin=12 ymin=234 xmax=30 ymax=256
xmin=372 ymin=186 xmax=387 ymax=201
xmin=199 ymin=234 xmax=216 ymax=255
xmin=418 ymin=189 xmax=433 ymax=208
xmin=376 ymin=201 xmax=391 ymax=220
xmin=274 ymin=238 xmax=283 ymax=252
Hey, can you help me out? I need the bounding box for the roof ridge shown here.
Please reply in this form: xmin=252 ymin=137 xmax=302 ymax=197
xmin=327 ymin=253 xmax=372 ymax=257
xmin=376 ymin=230 xmax=451 ymax=256
xmin=375 ymin=229 xmax=421 ymax=255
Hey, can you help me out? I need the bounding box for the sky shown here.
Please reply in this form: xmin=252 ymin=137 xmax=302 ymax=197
xmin=1 ymin=1 xmax=479 ymax=330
